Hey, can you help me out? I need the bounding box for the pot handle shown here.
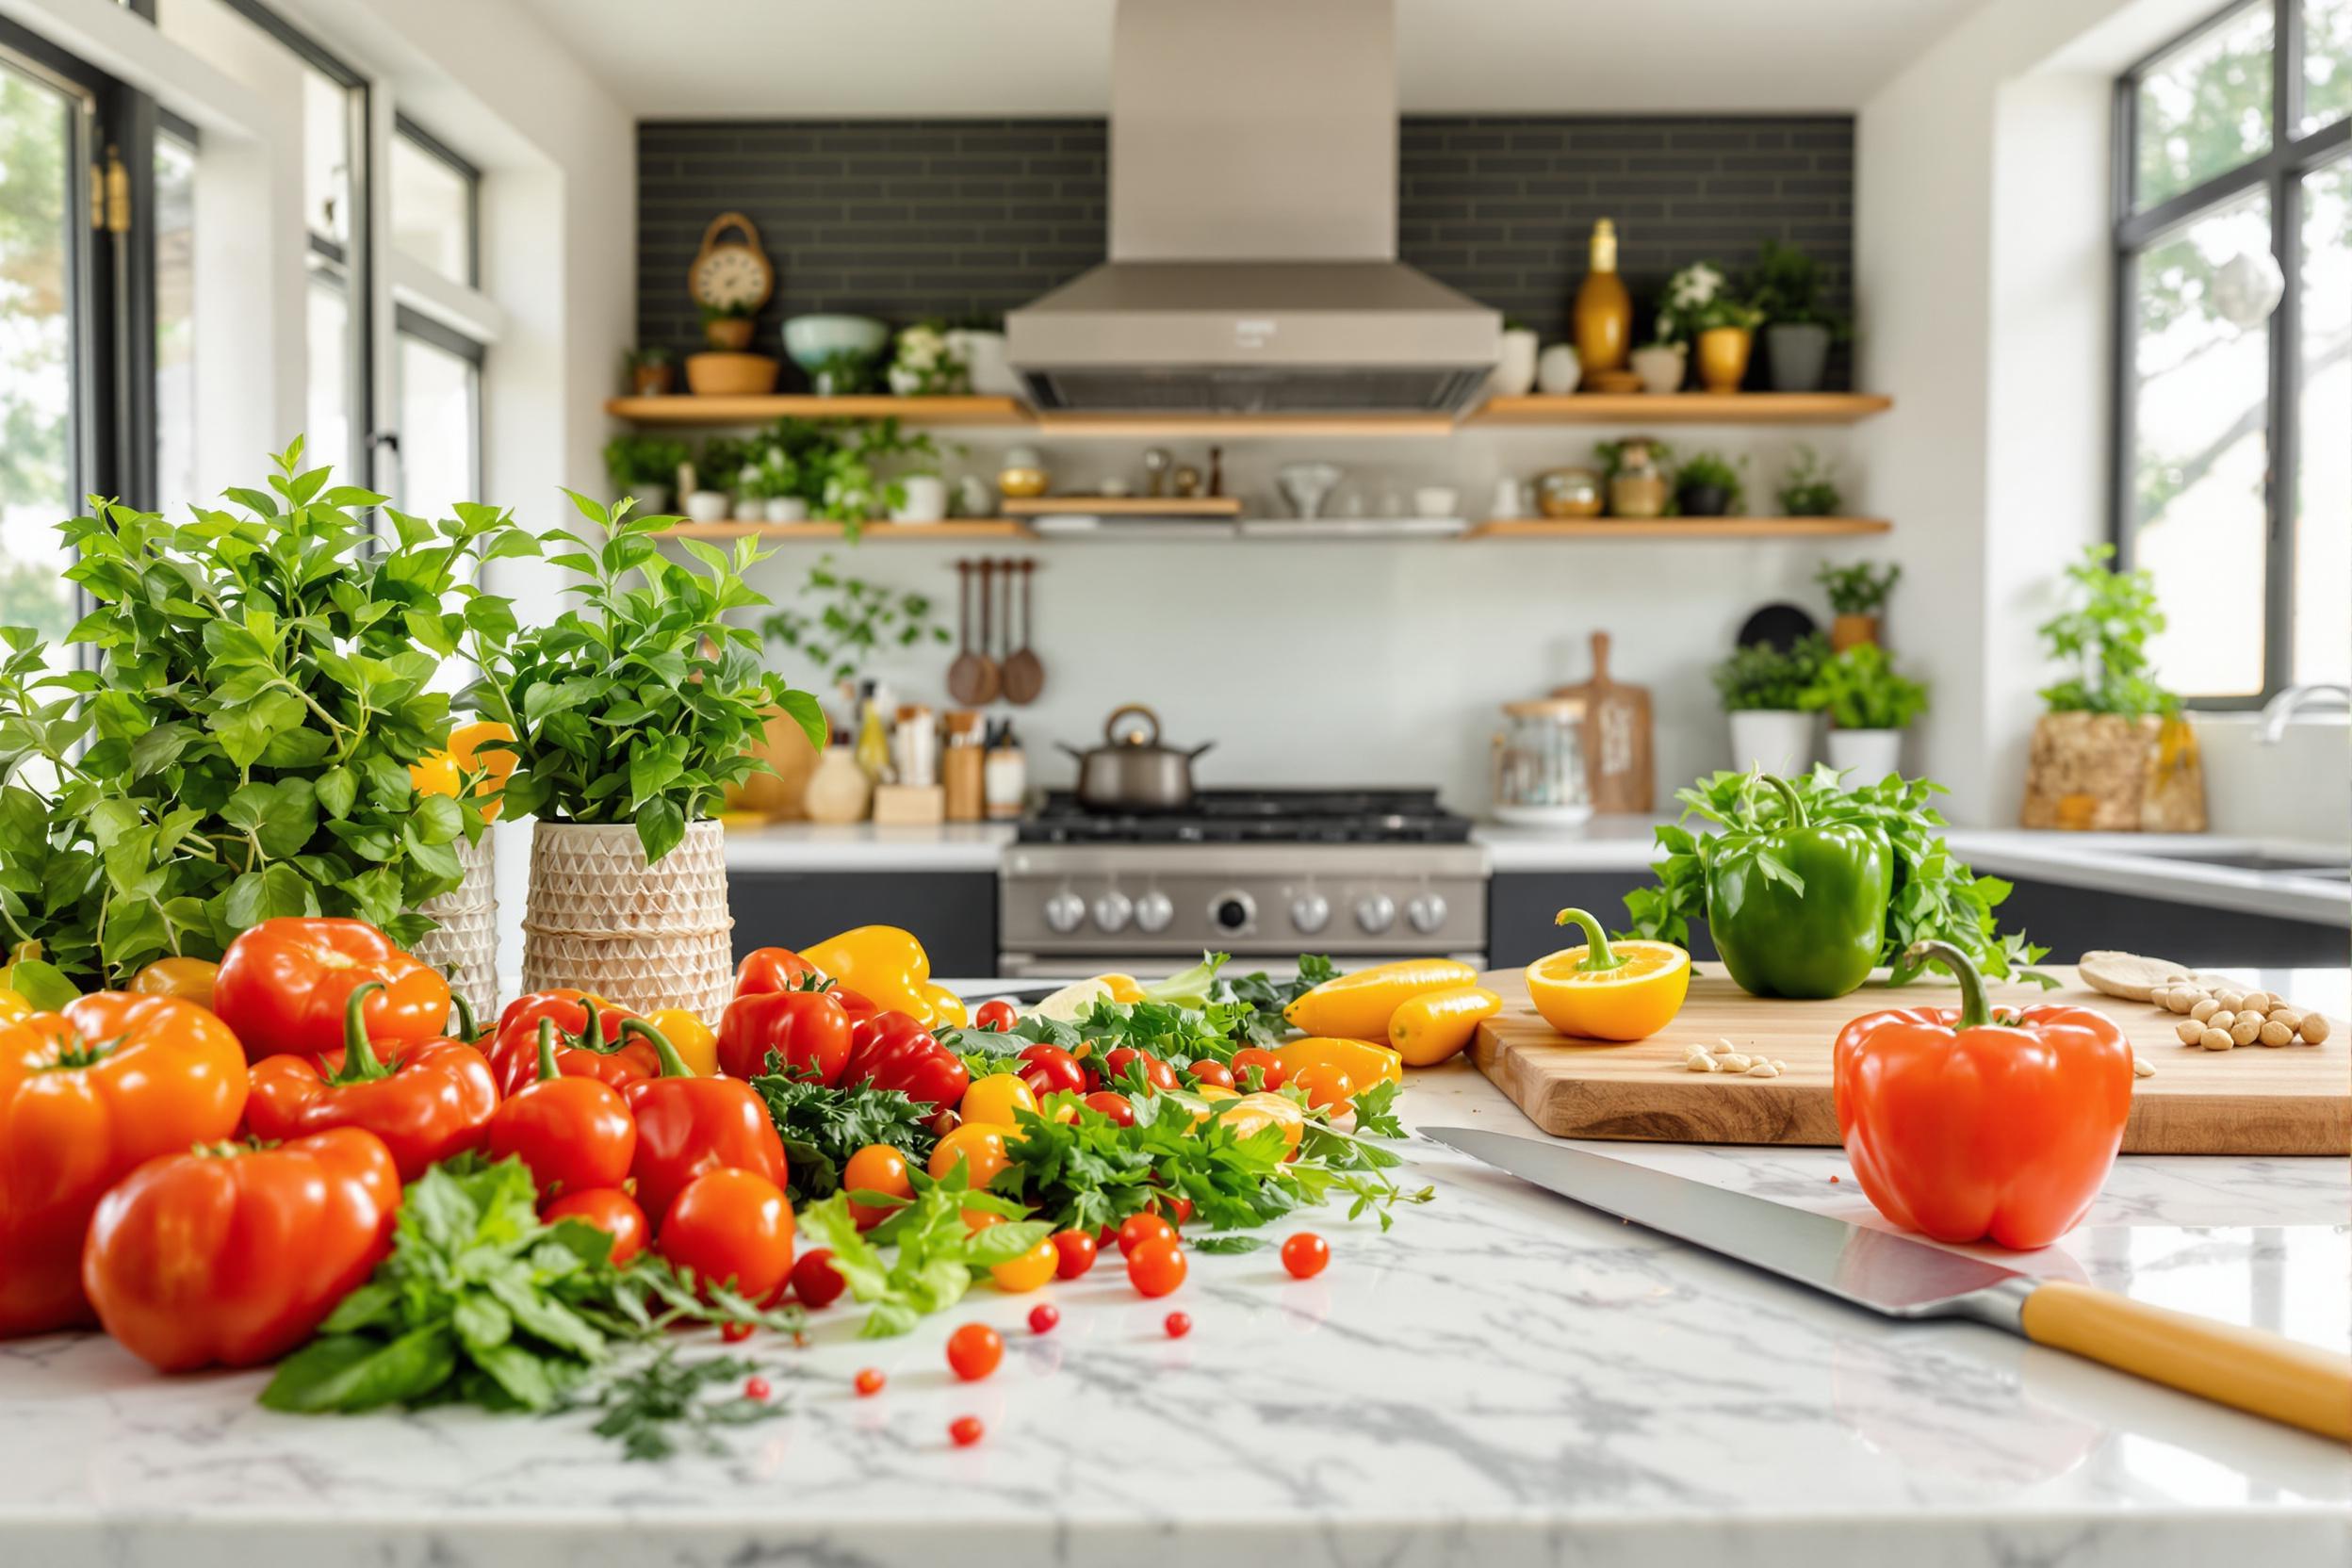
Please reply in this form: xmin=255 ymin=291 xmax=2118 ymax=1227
xmin=1054 ymin=742 xmax=1086 ymax=761
xmin=1104 ymin=703 xmax=1161 ymax=747
xmin=1186 ymin=742 xmax=1216 ymax=760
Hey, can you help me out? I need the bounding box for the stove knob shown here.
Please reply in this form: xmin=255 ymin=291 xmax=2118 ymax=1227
xmin=1092 ymin=890 xmax=1135 ymax=933
xmin=1134 ymin=890 xmax=1174 ymax=934
xmin=1290 ymin=892 xmax=1331 ymax=934
xmin=1354 ymin=893 xmax=1397 ymax=935
xmin=1044 ymin=890 xmax=1086 ymax=935
xmin=1406 ymin=893 xmax=1448 ymax=935
xmin=1211 ymin=890 xmax=1257 ymax=934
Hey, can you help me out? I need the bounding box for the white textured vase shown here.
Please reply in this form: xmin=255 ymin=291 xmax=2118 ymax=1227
xmin=410 ymin=830 xmax=497 ymax=1026
xmin=1826 ymin=727 xmax=1903 ymax=781
xmin=520 ymin=819 xmax=734 ymax=1021
xmin=1728 ymin=710 xmax=1817 ymax=776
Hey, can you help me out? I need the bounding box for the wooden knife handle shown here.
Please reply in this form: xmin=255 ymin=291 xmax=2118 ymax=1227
xmin=2020 ymin=1278 xmax=2351 ymax=1441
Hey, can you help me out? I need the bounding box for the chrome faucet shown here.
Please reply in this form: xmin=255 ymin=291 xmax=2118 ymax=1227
xmin=2257 ymin=683 xmax=2351 ymax=743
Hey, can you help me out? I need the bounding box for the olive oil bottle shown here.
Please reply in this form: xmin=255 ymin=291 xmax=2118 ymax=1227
xmin=1573 ymin=219 xmax=1632 ymax=374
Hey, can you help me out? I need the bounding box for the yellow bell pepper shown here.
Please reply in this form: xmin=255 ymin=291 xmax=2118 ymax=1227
xmin=1282 ymin=957 xmax=1478 ymax=1040
xmin=1099 ymin=972 xmax=1148 ymax=1004
xmin=127 ymin=956 xmax=222 ymax=1013
xmin=923 ymin=983 xmax=969 ymax=1030
xmin=1525 ymin=908 xmax=1690 ymax=1042
xmin=802 ymin=925 xmax=954 ymax=1027
xmin=645 ymin=1007 xmax=718 ymax=1075
xmin=1388 ymin=985 xmax=1503 ymax=1068
xmin=0 ymin=987 xmax=28 ymax=1027
xmin=1272 ymin=1036 xmax=1404 ymax=1088
xmin=1212 ymin=1091 xmax=1305 ymax=1155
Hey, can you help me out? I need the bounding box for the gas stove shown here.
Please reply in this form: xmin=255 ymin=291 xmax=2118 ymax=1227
xmin=1000 ymin=789 xmax=1488 ymax=974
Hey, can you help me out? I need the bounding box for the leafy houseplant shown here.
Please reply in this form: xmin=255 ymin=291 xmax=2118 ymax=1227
xmin=1658 ymin=260 xmax=1764 ymax=394
xmin=699 ymin=300 xmax=757 ymax=352
xmin=759 ymin=555 xmax=952 ymax=689
xmin=1594 ymin=436 xmax=1674 ymax=518
xmin=603 ymin=434 xmax=689 ymax=510
xmin=0 ymin=440 xmax=524 ymax=989
xmin=1743 ymin=240 xmax=1850 ymax=391
xmin=816 ymin=419 xmax=944 ymax=537
xmin=1815 ymin=557 xmax=1898 ymax=649
xmin=624 ymin=346 xmax=675 ymax=397
xmin=2034 ymin=544 xmax=2175 ymax=721
xmin=1674 ymin=450 xmax=1745 ymax=516
xmin=1802 ymin=645 xmax=1927 ymax=779
xmin=1713 ymin=635 xmax=1825 ymax=775
xmin=1779 ymin=446 xmax=1844 ymax=517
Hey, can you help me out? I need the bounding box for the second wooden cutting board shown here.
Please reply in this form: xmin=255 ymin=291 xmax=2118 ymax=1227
xmin=1469 ymin=964 xmax=2349 ymax=1156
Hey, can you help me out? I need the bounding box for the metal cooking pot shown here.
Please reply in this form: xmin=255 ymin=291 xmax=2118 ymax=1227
xmin=1058 ymin=704 xmax=1213 ymax=812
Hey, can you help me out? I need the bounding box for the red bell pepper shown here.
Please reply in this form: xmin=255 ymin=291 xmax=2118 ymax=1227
xmin=81 ymin=1127 xmax=402 ymax=1371
xmin=214 ymin=917 xmax=452 ymax=1064
xmin=623 ymin=1021 xmax=791 ymax=1221
xmin=715 ymin=986 xmax=854 ymax=1082
xmin=1834 ymin=939 xmax=2133 ymax=1250
xmin=843 ymin=1009 xmax=969 ymax=1109
xmin=735 ymin=945 xmax=820 ymax=997
xmin=486 ymin=991 xmax=659 ymax=1095
xmin=484 ymin=1020 xmax=637 ymax=1196
xmin=0 ymin=994 xmax=249 ymax=1337
xmin=246 ymin=983 xmax=500 ymax=1181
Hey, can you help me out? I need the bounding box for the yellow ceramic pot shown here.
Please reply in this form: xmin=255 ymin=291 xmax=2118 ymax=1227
xmin=1696 ymin=327 xmax=1753 ymax=394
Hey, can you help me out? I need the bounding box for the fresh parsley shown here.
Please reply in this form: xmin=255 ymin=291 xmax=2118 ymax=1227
xmin=750 ymin=1071 xmax=939 ymax=1203
xmin=1220 ymin=955 xmax=1337 ymax=1045
xmin=795 ymin=1169 xmax=1051 ymax=1338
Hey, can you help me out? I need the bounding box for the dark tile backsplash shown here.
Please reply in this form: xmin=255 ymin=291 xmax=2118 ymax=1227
xmin=637 ymin=115 xmax=1852 ymax=386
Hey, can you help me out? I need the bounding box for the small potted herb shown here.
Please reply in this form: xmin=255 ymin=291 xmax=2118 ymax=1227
xmin=1745 ymin=240 xmax=1850 ymax=392
xmin=1815 ymin=559 xmax=1899 ymax=650
xmin=737 ymin=447 xmax=808 ymax=523
xmin=1778 ymin=445 xmax=1844 ymax=518
xmin=1713 ymin=634 xmax=1825 ymax=775
xmin=1675 ymin=450 xmax=1745 ymax=516
xmin=1801 ymin=644 xmax=1928 ymax=780
xmin=603 ymin=433 xmax=689 ymax=514
xmin=1656 ymin=260 xmax=1764 ymax=394
xmin=624 ymin=346 xmax=676 ymax=398
xmin=699 ymin=300 xmax=757 ymax=353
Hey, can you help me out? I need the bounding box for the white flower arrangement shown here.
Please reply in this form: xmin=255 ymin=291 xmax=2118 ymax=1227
xmin=888 ymin=322 xmax=970 ymax=396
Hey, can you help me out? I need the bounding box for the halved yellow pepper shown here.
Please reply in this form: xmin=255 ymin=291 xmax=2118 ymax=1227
xmin=1388 ymin=985 xmax=1503 ymax=1067
xmin=802 ymin=925 xmax=955 ymax=1027
xmin=1282 ymin=958 xmax=1478 ymax=1040
xmin=1273 ymin=1036 xmax=1404 ymax=1088
xmin=1525 ymin=908 xmax=1690 ymax=1042
xmin=1212 ymin=1090 xmax=1304 ymax=1155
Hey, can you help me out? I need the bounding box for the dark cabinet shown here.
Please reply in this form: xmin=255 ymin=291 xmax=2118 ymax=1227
xmin=1489 ymin=873 xmax=1720 ymax=968
xmin=727 ymin=872 xmax=998 ymax=976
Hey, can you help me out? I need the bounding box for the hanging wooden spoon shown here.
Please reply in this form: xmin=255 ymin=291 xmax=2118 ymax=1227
xmin=947 ymin=559 xmax=998 ymax=706
xmin=1002 ymin=561 xmax=1045 ymax=705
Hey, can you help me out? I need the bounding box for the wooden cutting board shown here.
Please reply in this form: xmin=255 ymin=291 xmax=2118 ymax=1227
xmin=1469 ymin=965 xmax=2349 ymax=1156
xmin=1550 ymin=630 xmax=1653 ymax=813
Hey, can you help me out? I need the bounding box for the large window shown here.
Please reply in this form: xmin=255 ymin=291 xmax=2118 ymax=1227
xmin=2115 ymin=0 xmax=2352 ymax=705
xmin=387 ymin=116 xmax=484 ymax=520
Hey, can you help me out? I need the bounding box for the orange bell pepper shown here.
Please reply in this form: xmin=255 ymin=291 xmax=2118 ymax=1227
xmin=409 ymin=720 xmax=518 ymax=821
xmin=803 ymin=925 xmax=956 ymax=1028
xmin=1834 ymin=940 xmax=2132 ymax=1250
xmin=212 ymin=918 xmax=452 ymax=1064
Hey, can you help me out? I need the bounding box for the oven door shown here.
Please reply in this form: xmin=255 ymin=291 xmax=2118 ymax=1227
xmin=995 ymin=951 xmax=1489 ymax=983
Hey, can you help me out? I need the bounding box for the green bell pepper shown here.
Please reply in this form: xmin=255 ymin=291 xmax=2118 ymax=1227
xmin=1705 ymin=774 xmax=1893 ymax=1000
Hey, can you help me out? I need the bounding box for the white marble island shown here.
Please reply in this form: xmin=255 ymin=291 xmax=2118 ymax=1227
xmin=1 ymin=1063 xmax=2344 ymax=1568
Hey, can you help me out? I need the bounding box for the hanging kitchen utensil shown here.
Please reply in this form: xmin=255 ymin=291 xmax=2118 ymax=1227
xmin=946 ymin=559 xmax=998 ymax=706
xmin=1549 ymin=630 xmax=1654 ymax=813
xmin=1057 ymin=704 xmax=1213 ymax=812
xmin=1002 ymin=560 xmax=1045 ymax=706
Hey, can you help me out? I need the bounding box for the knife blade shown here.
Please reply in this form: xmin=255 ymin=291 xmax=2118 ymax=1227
xmin=1421 ymin=1125 xmax=2352 ymax=1442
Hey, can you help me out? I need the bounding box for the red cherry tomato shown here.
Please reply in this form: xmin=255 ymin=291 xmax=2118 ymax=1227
xmin=1117 ymin=1212 xmax=1176 ymax=1257
xmin=854 ymin=1367 xmax=885 ymax=1396
xmin=1164 ymin=1311 xmax=1192 ymax=1339
xmin=972 ymin=999 xmax=1020 ymax=1033
xmin=1159 ymin=1194 xmax=1195 ymax=1225
xmin=1103 ymin=1047 xmax=1177 ymax=1094
xmin=1186 ymin=1059 xmax=1234 ymax=1090
xmin=1027 ymin=1302 xmax=1060 ymax=1334
xmin=949 ymin=1414 xmax=985 ymax=1446
xmin=791 ymin=1247 xmax=846 ymax=1309
xmin=1281 ymin=1232 xmax=1331 ymax=1279
xmin=721 ymin=1320 xmax=754 ymax=1344
xmin=1052 ymin=1229 xmax=1098 ymax=1280
xmin=1230 ymin=1048 xmax=1288 ymax=1091
xmin=946 ymin=1322 xmax=1003 ymax=1381
xmin=542 ymin=1188 xmax=649 ymax=1266
xmin=743 ymin=1376 xmax=772 ymax=1400
xmin=658 ymin=1168 xmax=794 ymax=1303
xmin=1126 ymin=1237 xmax=1187 ymax=1298
xmin=1016 ymin=1042 xmax=1086 ymax=1097
xmin=1082 ymin=1090 xmax=1135 ymax=1128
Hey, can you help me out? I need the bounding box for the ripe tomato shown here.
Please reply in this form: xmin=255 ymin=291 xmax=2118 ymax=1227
xmin=1229 ymin=1048 xmax=1288 ymax=1091
xmin=485 ymin=1070 xmax=637 ymax=1198
xmin=791 ymin=1247 xmax=846 ymax=1308
xmin=1016 ymin=1043 xmax=1086 ymax=1098
xmin=930 ymin=1122 xmax=1013 ymax=1187
xmin=1164 ymin=1311 xmax=1192 ymax=1339
xmin=1028 ymin=1302 xmax=1059 ymax=1333
xmin=988 ymin=1235 xmax=1057 ymax=1293
xmin=659 ymin=1168 xmax=794 ymax=1303
xmin=543 ymin=1188 xmax=649 ymax=1266
xmin=949 ymin=1414 xmax=985 ymax=1446
xmin=1125 ymin=1237 xmax=1187 ymax=1298
xmin=1052 ymin=1229 xmax=1098 ymax=1279
xmin=1158 ymin=1194 xmax=1195 ymax=1225
xmin=1083 ymin=1089 xmax=1135 ymax=1127
xmin=854 ymin=1367 xmax=885 ymax=1396
xmin=1186 ymin=1059 xmax=1235 ymax=1091
xmin=1102 ymin=1047 xmax=1177 ymax=1094
xmin=945 ymin=1322 xmax=1003 ymax=1381
xmin=959 ymin=1072 xmax=1038 ymax=1128
xmin=1290 ymin=1062 xmax=1357 ymax=1112
xmin=972 ymin=999 xmax=1020 ymax=1033
xmin=715 ymin=988 xmax=853 ymax=1083
xmin=1281 ymin=1232 xmax=1331 ymax=1280
xmin=841 ymin=1143 xmax=914 ymax=1230
xmin=734 ymin=946 xmax=818 ymax=997
xmin=1117 ymin=1212 xmax=1175 ymax=1257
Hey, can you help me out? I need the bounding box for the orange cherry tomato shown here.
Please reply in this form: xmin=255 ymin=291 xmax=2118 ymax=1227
xmin=841 ymin=1143 xmax=914 ymax=1230
xmin=988 ymin=1236 xmax=1057 ymax=1293
xmin=1290 ymin=1062 xmax=1358 ymax=1112
xmin=929 ymin=1122 xmax=1013 ymax=1187
xmin=659 ymin=1168 xmax=794 ymax=1303
xmin=1125 ymin=1236 xmax=1187 ymax=1298
xmin=543 ymin=1188 xmax=649 ymax=1265
xmin=1117 ymin=1212 xmax=1176 ymax=1257
xmin=946 ymin=1322 xmax=1003 ymax=1381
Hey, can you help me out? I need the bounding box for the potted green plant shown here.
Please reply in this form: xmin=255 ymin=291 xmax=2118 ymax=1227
xmin=699 ymin=300 xmax=757 ymax=353
xmin=682 ymin=433 xmax=753 ymax=524
xmin=1745 ymin=240 xmax=1851 ymax=392
xmin=1801 ymin=644 xmax=1928 ymax=779
xmin=2021 ymin=545 xmax=2204 ymax=831
xmin=1713 ymin=634 xmax=1825 ymax=775
xmin=624 ymin=346 xmax=675 ymax=398
xmin=1778 ymin=445 xmax=1845 ymax=518
xmin=813 ymin=419 xmax=944 ymax=536
xmin=887 ymin=320 xmax=972 ymax=398
xmin=603 ymin=433 xmax=689 ymax=513
xmin=737 ymin=447 xmax=808 ymax=523
xmin=1657 ymin=260 xmax=1764 ymax=393
xmin=1815 ymin=558 xmax=1899 ymax=649
xmin=1675 ymin=450 xmax=1745 ymax=516
xmin=483 ymin=495 xmax=823 ymax=1018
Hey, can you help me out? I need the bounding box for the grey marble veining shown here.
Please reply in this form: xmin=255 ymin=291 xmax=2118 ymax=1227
xmin=0 ymin=1061 xmax=2344 ymax=1568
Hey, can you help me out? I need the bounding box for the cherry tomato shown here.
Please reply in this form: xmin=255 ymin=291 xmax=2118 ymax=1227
xmin=743 ymin=1376 xmax=772 ymax=1400
xmin=1159 ymin=1194 xmax=1195 ymax=1225
xmin=542 ymin=1188 xmax=649 ymax=1266
xmin=988 ymin=1236 xmax=1057 ymax=1293
xmin=959 ymin=1072 xmax=1038 ymax=1128
xmin=791 ymin=1247 xmax=846 ymax=1309
xmin=1083 ymin=1089 xmax=1135 ymax=1127
xmin=1126 ymin=1237 xmax=1187 ymax=1298
xmin=946 ymin=1322 xmax=1003 ymax=1381
xmin=928 ymin=1123 xmax=1013 ymax=1189
xmin=1164 ymin=1311 xmax=1192 ymax=1339
xmin=1281 ymin=1232 xmax=1331 ymax=1279
xmin=1052 ymin=1229 xmax=1098 ymax=1280
xmin=949 ymin=1414 xmax=985 ymax=1447
xmin=1290 ymin=1062 xmax=1357 ymax=1112
xmin=1103 ymin=1047 xmax=1177 ymax=1094
xmin=721 ymin=1320 xmax=754 ymax=1344
xmin=854 ymin=1367 xmax=885 ymax=1396
xmin=841 ymin=1143 xmax=915 ymax=1230
xmin=1229 ymin=1048 xmax=1288 ymax=1091
xmin=1186 ymin=1059 xmax=1235 ymax=1090
xmin=1118 ymin=1212 xmax=1176 ymax=1257
xmin=930 ymin=1106 xmax=963 ymax=1138
xmin=1028 ymin=1302 xmax=1060 ymax=1334
xmin=1016 ymin=1042 xmax=1086 ymax=1098
xmin=658 ymin=1168 xmax=794 ymax=1303
xmin=972 ymin=999 xmax=1020 ymax=1033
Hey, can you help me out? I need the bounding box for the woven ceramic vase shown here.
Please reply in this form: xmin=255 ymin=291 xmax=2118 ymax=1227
xmin=521 ymin=819 xmax=734 ymax=1021
xmin=410 ymin=830 xmax=497 ymax=1024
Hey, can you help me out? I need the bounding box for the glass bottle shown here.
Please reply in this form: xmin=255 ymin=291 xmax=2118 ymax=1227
xmin=1574 ymin=219 xmax=1632 ymax=374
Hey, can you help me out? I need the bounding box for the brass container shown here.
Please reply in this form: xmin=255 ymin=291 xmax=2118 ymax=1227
xmin=1535 ymin=466 xmax=1605 ymax=518
xmin=1695 ymin=327 xmax=1754 ymax=394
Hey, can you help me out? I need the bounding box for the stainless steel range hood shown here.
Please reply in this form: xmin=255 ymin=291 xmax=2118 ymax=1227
xmin=1005 ymin=0 xmax=1499 ymax=417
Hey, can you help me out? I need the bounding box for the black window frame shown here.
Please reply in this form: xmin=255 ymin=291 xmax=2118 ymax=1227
xmin=2112 ymin=0 xmax=2352 ymax=709
xmin=392 ymin=111 xmax=481 ymax=288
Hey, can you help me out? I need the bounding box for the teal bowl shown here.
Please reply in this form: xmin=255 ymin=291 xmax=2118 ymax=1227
xmin=781 ymin=314 xmax=889 ymax=371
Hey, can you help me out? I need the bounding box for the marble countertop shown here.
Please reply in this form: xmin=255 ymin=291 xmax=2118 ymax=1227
xmin=3 ymin=1064 xmax=2344 ymax=1567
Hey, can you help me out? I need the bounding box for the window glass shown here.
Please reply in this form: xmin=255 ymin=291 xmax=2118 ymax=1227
xmin=2307 ymin=0 xmax=2352 ymax=134
xmin=2135 ymin=4 xmax=2274 ymax=208
xmin=397 ymin=329 xmax=476 ymax=522
xmin=0 ymin=57 xmax=79 ymax=651
xmin=2295 ymin=156 xmax=2350 ymax=684
xmin=2131 ymin=189 xmax=2275 ymax=697
xmin=155 ymin=131 xmax=196 ymax=517
xmin=305 ymin=273 xmax=350 ymax=478
xmin=390 ymin=132 xmax=470 ymax=283
xmin=302 ymin=66 xmax=349 ymax=246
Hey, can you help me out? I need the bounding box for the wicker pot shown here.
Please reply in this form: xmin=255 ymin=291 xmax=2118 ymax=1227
xmin=409 ymin=830 xmax=497 ymax=1025
xmin=2019 ymin=712 xmax=2207 ymax=832
xmin=1829 ymin=612 xmax=1880 ymax=652
xmin=521 ymin=819 xmax=734 ymax=1021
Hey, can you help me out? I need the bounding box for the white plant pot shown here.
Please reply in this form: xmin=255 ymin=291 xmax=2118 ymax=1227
xmin=1536 ymin=342 xmax=1583 ymax=395
xmin=890 ymin=474 xmax=949 ymax=524
xmin=1488 ymin=329 xmax=1540 ymax=398
xmin=948 ymin=329 xmax=1020 ymax=396
xmin=683 ymin=490 xmax=732 ymax=524
xmin=1825 ymin=727 xmax=1904 ymax=781
xmin=1728 ymin=710 xmax=1817 ymax=776
xmin=1631 ymin=345 xmax=1688 ymax=395
xmin=761 ymin=496 xmax=808 ymax=523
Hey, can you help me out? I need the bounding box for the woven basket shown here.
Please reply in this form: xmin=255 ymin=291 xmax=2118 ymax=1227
xmin=410 ymin=831 xmax=498 ymax=1023
xmin=521 ymin=819 xmax=734 ymax=1021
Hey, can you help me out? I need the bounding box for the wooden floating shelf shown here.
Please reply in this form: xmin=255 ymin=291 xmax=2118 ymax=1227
xmin=659 ymin=519 xmax=1032 ymax=540
xmin=1028 ymin=411 xmax=1458 ymax=439
xmin=999 ymin=495 xmax=1242 ymax=517
xmin=1466 ymin=516 xmax=1891 ymax=539
xmin=607 ymin=395 xmax=1030 ymax=426
xmin=1468 ymin=393 xmax=1893 ymax=426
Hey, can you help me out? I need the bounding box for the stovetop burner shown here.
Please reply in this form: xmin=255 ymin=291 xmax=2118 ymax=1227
xmin=1018 ymin=788 xmax=1472 ymax=845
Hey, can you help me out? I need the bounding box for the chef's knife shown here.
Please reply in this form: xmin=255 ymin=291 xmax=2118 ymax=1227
xmin=1422 ymin=1125 xmax=2351 ymax=1442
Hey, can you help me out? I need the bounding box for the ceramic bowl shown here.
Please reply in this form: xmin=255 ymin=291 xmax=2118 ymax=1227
xmin=781 ymin=314 xmax=890 ymax=371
